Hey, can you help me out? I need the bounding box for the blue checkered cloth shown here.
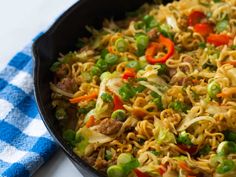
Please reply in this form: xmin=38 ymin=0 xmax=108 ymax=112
xmin=0 ymin=37 xmax=57 ymax=177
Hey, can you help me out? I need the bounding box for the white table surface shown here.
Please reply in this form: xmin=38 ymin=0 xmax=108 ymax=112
xmin=0 ymin=1 xmax=83 ymax=177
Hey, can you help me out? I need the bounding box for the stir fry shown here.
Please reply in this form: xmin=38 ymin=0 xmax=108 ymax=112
xmin=50 ymin=0 xmax=236 ymax=176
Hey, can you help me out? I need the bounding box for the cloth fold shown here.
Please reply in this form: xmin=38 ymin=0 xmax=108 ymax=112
xmin=0 ymin=40 xmax=57 ymax=177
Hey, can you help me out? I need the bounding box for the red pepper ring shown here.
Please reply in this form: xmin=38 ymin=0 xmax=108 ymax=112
xmin=145 ymin=35 xmax=175 ymax=64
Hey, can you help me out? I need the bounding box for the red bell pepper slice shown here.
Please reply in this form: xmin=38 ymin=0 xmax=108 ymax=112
xmin=194 ymin=23 xmax=214 ymax=37
xmin=145 ymin=35 xmax=175 ymax=64
xmin=122 ymin=68 xmax=136 ymax=80
xmin=207 ymin=34 xmax=230 ymax=46
xmin=188 ymin=11 xmax=206 ymax=26
xmin=134 ymin=169 xmax=151 ymax=177
xmin=113 ymin=95 xmax=124 ymax=111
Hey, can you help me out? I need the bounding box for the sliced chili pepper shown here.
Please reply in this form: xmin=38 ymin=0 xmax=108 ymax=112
xmin=113 ymin=95 xmax=124 ymax=111
xmin=122 ymin=68 xmax=136 ymax=80
xmin=188 ymin=11 xmax=206 ymax=26
xmin=134 ymin=169 xmax=151 ymax=177
xmin=145 ymin=35 xmax=175 ymax=64
xmin=177 ymin=144 xmax=198 ymax=154
xmin=194 ymin=23 xmax=214 ymax=37
xmin=207 ymin=34 xmax=230 ymax=46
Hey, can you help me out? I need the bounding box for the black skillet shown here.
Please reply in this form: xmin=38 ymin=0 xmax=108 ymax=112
xmin=33 ymin=0 xmax=173 ymax=176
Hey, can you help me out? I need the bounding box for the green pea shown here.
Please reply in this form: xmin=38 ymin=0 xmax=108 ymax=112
xmin=101 ymin=93 xmax=113 ymax=103
xmin=90 ymin=66 xmax=102 ymax=76
xmin=107 ymin=165 xmax=124 ymax=177
xmin=55 ymin=107 xmax=67 ymax=120
xmin=115 ymin=38 xmax=128 ymax=52
xmin=207 ymin=81 xmax=221 ymax=99
xmin=177 ymin=131 xmax=192 ymax=145
xmin=216 ymin=20 xmax=229 ymax=33
xmin=126 ymin=60 xmax=140 ymax=70
xmin=105 ymin=53 xmax=119 ymax=65
xmin=63 ymin=129 xmax=75 ymax=143
xmin=217 ymin=141 xmax=236 ymax=156
xmin=111 ymin=109 xmax=127 ymax=122
xmin=96 ymin=59 xmax=108 ymax=71
xmin=216 ymin=159 xmax=235 ymax=174
xmin=157 ymin=64 xmax=167 ymax=75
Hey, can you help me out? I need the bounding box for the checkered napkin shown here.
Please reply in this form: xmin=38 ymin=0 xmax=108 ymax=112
xmin=0 ymin=38 xmax=57 ymax=177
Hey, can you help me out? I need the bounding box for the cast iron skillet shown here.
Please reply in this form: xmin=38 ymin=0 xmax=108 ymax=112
xmin=33 ymin=0 xmax=173 ymax=176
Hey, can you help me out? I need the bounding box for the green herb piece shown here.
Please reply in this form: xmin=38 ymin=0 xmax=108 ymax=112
xmin=169 ymin=101 xmax=190 ymax=113
xmin=159 ymin=23 xmax=173 ymax=40
xmin=63 ymin=129 xmax=76 ymax=144
xmin=207 ymin=81 xmax=221 ymax=99
xmin=177 ymin=131 xmax=192 ymax=145
xmin=105 ymin=150 xmax=113 ymax=161
xmin=115 ymin=38 xmax=128 ymax=52
xmin=224 ymin=130 xmax=236 ymax=142
xmin=119 ymin=83 xmax=136 ymax=101
xmin=101 ymin=93 xmax=113 ymax=103
xmin=198 ymin=144 xmax=211 ymax=156
xmin=150 ymin=150 xmax=160 ymax=156
xmin=199 ymin=42 xmax=206 ymax=48
xmin=50 ymin=62 xmax=61 ymax=72
xmin=156 ymin=63 xmax=168 ymax=75
xmin=134 ymin=85 xmax=146 ymax=93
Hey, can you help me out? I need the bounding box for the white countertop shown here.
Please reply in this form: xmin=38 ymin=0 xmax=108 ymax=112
xmin=0 ymin=1 xmax=83 ymax=177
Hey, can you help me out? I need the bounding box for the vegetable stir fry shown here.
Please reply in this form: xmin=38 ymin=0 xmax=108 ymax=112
xmin=50 ymin=0 xmax=236 ymax=176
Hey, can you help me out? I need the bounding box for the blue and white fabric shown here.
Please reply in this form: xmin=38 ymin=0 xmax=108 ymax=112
xmin=0 ymin=38 xmax=57 ymax=177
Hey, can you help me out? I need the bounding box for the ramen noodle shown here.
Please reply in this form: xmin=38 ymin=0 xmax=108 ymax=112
xmin=50 ymin=0 xmax=236 ymax=176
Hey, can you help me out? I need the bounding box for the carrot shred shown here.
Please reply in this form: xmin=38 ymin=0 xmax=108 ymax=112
xmin=69 ymin=92 xmax=98 ymax=104
xmin=178 ymin=161 xmax=193 ymax=173
xmin=86 ymin=115 xmax=95 ymax=128
xmin=221 ymin=60 xmax=236 ymax=67
xmin=217 ymin=87 xmax=236 ymax=98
